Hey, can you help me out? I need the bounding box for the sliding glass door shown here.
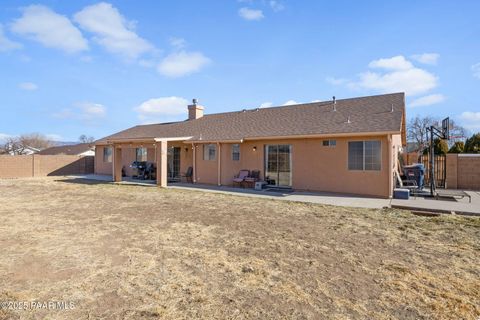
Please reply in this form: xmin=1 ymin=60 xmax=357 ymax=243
xmin=167 ymin=147 xmax=181 ymax=181
xmin=265 ymin=144 xmax=292 ymax=187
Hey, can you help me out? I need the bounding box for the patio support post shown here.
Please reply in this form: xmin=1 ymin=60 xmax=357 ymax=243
xmin=217 ymin=142 xmax=221 ymax=186
xmin=387 ymin=134 xmax=393 ymax=198
xmin=192 ymin=143 xmax=197 ymax=183
xmin=156 ymin=140 xmax=167 ymax=187
xmin=113 ymin=145 xmax=122 ymax=182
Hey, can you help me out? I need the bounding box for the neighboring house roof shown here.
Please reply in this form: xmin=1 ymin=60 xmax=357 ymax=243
xmin=97 ymin=92 xmax=406 ymax=144
xmin=37 ymin=143 xmax=94 ymax=156
xmin=5 ymin=144 xmax=40 ymax=155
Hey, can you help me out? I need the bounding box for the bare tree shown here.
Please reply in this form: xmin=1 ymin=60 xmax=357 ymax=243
xmin=79 ymin=134 xmax=95 ymax=143
xmin=407 ymin=116 xmax=436 ymax=155
xmin=407 ymin=116 xmax=467 ymax=156
xmin=3 ymin=133 xmax=53 ymax=155
xmin=448 ymin=119 xmax=467 ymax=144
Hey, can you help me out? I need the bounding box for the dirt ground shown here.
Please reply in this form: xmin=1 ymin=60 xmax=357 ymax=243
xmin=0 ymin=177 xmax=478 ymax=320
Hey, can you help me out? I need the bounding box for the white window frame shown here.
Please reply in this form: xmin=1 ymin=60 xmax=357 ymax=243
xmin=348 ymin=140 xmax=381 ymax=171
xmin=103 ymin=147 xmax=112 ymax=163
xmin=232 ymin=144 xmax=240 ymax=161
xmin=322 ymin=140 xmax=336 ymax=147
xmin=136 ymin=147 xmax=147 ymax=162
xmin=203 ymin=144 xmax=216 ymax=161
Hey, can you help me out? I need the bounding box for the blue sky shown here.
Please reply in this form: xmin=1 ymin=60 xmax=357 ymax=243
xmin=0 ymin=0 xmax=479 ymax=142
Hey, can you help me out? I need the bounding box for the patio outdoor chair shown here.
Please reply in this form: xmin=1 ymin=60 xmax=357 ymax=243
xmin=182 ymin=166 xmax=194 ymax=183
xmin=233 ymin=169 xmax=250 ymax=187
xmin=244 ymin=170 xmax=260 ymax=188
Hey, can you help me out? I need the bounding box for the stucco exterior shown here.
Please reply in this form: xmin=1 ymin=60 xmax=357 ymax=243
xmin=95 ymin=133 xmax=403 ymax=198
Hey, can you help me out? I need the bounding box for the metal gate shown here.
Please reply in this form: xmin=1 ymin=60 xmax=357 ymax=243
xmin=420 ymin=154 xmax=446 ymax=188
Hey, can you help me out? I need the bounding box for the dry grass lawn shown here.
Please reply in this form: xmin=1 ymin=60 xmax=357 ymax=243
xmin=0 ymin=177 xmax=479 ymax=319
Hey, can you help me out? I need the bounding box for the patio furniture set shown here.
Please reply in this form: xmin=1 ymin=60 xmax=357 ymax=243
xmin=233 ymin=169 xmax=264 ymax=189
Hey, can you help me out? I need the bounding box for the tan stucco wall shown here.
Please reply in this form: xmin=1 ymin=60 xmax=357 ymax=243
xmin=193 ymin=135 xmax=394 ymax=198
xmin=446 ymin=154 xmax=480 ymax=190
xmin=96 ymin=134 xmax=397 ymax=198
xmin=95 ymin=144 xmax=193 ymax=177
xmin=94 ymin=146 xmax=112 ymax=175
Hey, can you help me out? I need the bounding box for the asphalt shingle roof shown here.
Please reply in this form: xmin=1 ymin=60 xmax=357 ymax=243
xmin=37 ymin=143 xmax=94 ymax=155
xmin=96 ymin=92 xmax=405 ymax=144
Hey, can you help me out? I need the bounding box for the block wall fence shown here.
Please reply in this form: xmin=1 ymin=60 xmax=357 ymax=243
xmin=0 ymin=155 xmax=94 ymax=179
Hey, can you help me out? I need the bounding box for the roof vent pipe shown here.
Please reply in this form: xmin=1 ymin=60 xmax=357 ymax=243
xmin=346 ymin=116 xmax=351 ymax=124
xmin=391 ymin=103 xmax=394 ymax=112
xmin=333 ymin=96 xmax=336 ymax=111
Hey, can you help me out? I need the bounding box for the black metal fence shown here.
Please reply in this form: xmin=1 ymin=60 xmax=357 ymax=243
xmin=420 ymin=154 xmax=446 ymax=188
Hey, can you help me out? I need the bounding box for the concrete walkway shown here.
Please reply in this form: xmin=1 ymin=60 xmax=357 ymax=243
xmin=67 ymin=174 xmax=480 ymax=215
xmin=168 ymin=183 xmax=391 ymax=209
xmin=391 ymin=191 xmax=480 ymax=215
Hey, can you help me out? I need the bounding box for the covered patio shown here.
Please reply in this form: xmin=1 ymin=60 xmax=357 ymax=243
xmin=107 ymin=137 xmax=193 ymax=187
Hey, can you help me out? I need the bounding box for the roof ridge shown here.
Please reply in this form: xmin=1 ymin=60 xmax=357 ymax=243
xmin=135 ymin=92 xmax=405 ymax=127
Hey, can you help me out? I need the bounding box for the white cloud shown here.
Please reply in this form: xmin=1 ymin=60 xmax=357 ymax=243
xmin=259 ymin=102 xmax=273 ymax=108
xmin=11 ymin=5 xmax=88 ymax=53
xmin=283 ymin=100 xmax=298 ymax=106
xmin=409 ymin=94 xmax=446 ymax=108
xmin=158 ymin=51 xmax=211 ymax=77
xmin=53 ymin=102 xmax=106 ymax=123
xmin=330 ymin=56 xmax=439 ymax=97
xmin=0 ymin=133 xmax=13 ymax=143
xmin=326 ymin=77 xmax=348 ymax=85
xmin=169 ymin=37 xmax=186 ymax=50
xmin=74 ymin=2 xmax=153 ymax=60
xmin=472 ymin=63 xmax=480 ymax=79
xmin=239 ymin=7 xmax=264 ymax=21
xmin=78 ymin=102 xmax=106 ymax=118
xmin=411 ymin=53 xmax=440 ymax=65
xmin=459 ymin=111 xmax=480 ymax=132
xmin=18 ymin=82 xmax=38 ymax=91
xmin=368 ymin=55 xmax=413 ymax=70
xmin=356 ymin=68 xmax=437 ymax=96
xmin=269 ymin=1 xmax=285 ymax=12
xmin=45 ymin=133 xmax=62 ymax=141
xmin=135 ymin=97 xmax=188 ymax=123
xmin=0 ymin=24 xmax=22 ymax=52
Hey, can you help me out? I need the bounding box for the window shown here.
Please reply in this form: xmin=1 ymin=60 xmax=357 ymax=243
xmin=348 ymin=140 xmax=381 ymax=171
xmin=232 ymin=144 xmax=240 ymax=161
xmin=203 ymin=144 xmax=216 ymax=161
xmin=322 ymin=140 xmax=336 ymax=147
xmin=103 ymin=147 xmax=112 ymax=163
xmin=136 ymin=147 xmax=147 ymax=162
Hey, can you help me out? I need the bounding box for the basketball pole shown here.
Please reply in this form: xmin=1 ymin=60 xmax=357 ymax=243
xmin=428 ymin=117 xmax=450 ymax=197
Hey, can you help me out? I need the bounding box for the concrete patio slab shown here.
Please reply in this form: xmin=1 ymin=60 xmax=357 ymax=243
xmin=391 ymin=190 xmax=480 ymax=216
xmin=168 ymin=183 xmax=391 ymax=209
xmin=66 ymin=175 xmax=480 ymax=215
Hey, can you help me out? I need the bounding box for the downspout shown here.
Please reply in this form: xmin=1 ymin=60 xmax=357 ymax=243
xmin=387 ymin=135 xmax=393 ymax=198
xmin=192 ymin=143 xmax=196 ymax=183
xmin=217 ymin=142 xmax=221 ymax=186
xmin=111 ymin=144 xmax=115 ymax=182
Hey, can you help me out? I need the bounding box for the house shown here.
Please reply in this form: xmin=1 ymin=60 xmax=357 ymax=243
xmin=37 ymin=143 xmax=95 ymax=156
xmin=95 ymin=92 xmax=406 ymax=198
xmin=4 ymin=143 xmax=40 ymax=155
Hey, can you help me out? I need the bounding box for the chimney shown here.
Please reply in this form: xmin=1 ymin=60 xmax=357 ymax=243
xmin=188 ymin=98 xmax=204 ymax=120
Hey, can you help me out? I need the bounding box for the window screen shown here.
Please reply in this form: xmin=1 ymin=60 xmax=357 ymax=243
xmin=136 ymin=148 xmax=147 ymax=162
xmin=323 ymin=140 xmax=336 ymax=147
xmin=232 ymin=144 xmax=240 ymax=161
xmin=348 ymin=141 xmax=381 ymax=171
xmin=364 ymin=141 xmax=381 ymax=170
xmin=348 ymin=141 xmax=364 ymax=170
xmin=103 ymin=147 xmax=112 ymax=163
xmin=203 ymin=144 xmax=216 ymax=161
